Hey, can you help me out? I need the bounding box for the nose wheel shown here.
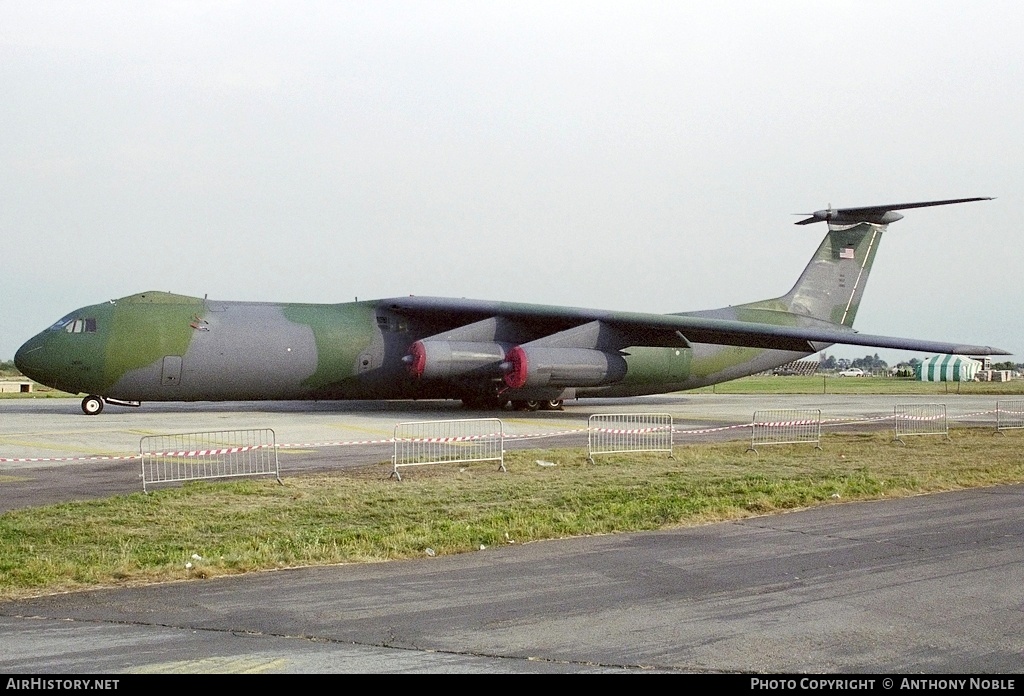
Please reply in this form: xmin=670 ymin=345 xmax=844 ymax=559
xmin=81 ymin=395 xmax=105 ymax=415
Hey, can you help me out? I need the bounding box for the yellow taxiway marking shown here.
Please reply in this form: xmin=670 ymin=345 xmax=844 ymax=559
xmin=126 ymin=656 xmax=289 ymax=674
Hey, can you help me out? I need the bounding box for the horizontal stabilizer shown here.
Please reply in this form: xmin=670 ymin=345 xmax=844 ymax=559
xmin=794 ymin=197 xmax=993 ymax=226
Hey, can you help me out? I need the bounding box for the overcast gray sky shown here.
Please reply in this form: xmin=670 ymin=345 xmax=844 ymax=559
xmin=2 ymin=1 xmax=1021 ymax=363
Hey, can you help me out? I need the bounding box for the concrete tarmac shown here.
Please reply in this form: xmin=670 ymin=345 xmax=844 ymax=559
xmin=0 ymin=392 xmax=1002 ymax=509
xmin=1 ymin=394 xmax=1021 ymax=673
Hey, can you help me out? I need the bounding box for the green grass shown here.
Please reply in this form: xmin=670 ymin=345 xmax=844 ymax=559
xmin=0 ymin=374 xmax=75 ymax=399
xmin=0 ymin=388 xmax=77 ymax=399
xmin=693 ymin=374 xmax=1024 ymax=395
xmin=2 ymin=428 xmax=1023 ymax=600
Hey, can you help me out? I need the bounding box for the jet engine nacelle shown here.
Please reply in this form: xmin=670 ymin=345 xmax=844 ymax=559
xmin=502 ymin=345 xmax=627 ymax=389
xmin=404 ymin=340 xmax=507 ymax=379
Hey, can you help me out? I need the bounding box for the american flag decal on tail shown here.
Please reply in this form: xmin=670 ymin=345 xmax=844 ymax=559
xmin=839 ymin=247 xmax=855 ymax=259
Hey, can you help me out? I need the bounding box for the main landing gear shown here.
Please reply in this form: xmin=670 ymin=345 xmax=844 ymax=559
xmin=477 ymin=399 xmax=561 ymax=411
xmin=510 ymin=400 xmax=539 ymax=411
xmin=461 ymin=393 xmax=565 ymax=412
xmin=509 ymin=399 xmax=564 ymax=412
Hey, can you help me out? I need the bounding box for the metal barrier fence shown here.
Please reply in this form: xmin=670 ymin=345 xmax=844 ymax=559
xmin=391 ymin=418 xmax=505 ymax=480
xmin=587 ymin=413 xmax=674 ymax=463
xmin=995 ymin=400 xmax=1024 ymax=434
xmin=747 ymin=409 xmax=822 ymax=453
xmin=139 ymin=429 xmax=280 ymax=492
xmin=893 ymin=403 xmax=948 ymax=444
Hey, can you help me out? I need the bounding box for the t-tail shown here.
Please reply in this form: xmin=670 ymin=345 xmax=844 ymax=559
xmin=733 ymin=197 xmax=993 ymax=328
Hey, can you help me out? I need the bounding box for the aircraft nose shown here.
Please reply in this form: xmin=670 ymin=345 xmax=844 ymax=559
xmin=14 ymin=334 xmax=51 ymax=384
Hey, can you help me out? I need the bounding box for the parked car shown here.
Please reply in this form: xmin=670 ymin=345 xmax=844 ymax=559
xmin=838 ymin=368 xmax=865 ymax=377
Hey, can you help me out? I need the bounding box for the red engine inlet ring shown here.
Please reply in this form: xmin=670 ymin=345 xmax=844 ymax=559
xmin=406 ymin=341 xmax=427 ymax=378
xmin=503 ymin=345 xmax=528 ymax=389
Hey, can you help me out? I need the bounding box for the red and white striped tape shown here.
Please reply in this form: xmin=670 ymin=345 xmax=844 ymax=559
xmin=753 ymin=420 xmax=818 ymax=427
xmin=395 ymin=433 xmax=501 ymax=444
xmin=144 ymin=444 xmax=274 ymax=458
xmin=593 ymin=426 xmax=671 ymax=435
xmin=0 ymin=410 xmax=1001 ymax=463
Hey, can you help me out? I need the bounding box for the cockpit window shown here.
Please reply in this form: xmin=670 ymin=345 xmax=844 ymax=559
xmin=48 ymin=316 xmax=97 ymax=333
xmin=375 ymin=315 xmax=408 ymax=333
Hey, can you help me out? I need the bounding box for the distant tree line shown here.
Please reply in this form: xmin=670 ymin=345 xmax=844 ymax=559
xmin=0 ymin=360 xmax=21 ymax=377
xmin=850 ymin=353 xmax=888 ymax=370
xmin=818 ymin=353 xmax=888 ymax=371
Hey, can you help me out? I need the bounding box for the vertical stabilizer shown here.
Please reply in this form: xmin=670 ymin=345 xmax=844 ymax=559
xmin=732 ymin=197 xmax=991 ymax=328
xmin=776 ymin=222 xmax=883 ymax=327
xmin=722 ymin=222 xmax=884 ymax=327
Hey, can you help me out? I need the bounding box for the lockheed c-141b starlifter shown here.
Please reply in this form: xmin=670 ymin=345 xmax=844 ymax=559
xmin=15 ymin=197 xmax=1009 ymax=415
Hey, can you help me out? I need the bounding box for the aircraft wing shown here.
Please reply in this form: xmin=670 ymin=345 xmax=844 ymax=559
xmin=383 ymin=296 xmax=1010 ymax=356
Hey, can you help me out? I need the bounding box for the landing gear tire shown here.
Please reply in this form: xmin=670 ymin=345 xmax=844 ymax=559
xmin=81 ymin=395 xmax=105 ymax=415
xmin=540 ymin=399 xmax=564 ymax=411
xmin=511 ymin=399 xmax=540 ymax=412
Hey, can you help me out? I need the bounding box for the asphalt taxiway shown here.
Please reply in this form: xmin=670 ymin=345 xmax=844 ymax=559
xmin=1 ymin=484 xmax=1022 ymax=673
xmin=1 ymin=394 xmax=1021 ymax=673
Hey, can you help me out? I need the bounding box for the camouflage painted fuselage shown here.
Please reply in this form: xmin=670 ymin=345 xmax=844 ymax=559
xmin=14 ymin=291 xmax=761 ymax=403
xmin=14 ymin=221 xmax=1005 ymax=408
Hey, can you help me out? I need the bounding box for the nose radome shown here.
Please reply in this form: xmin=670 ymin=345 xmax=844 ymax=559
xmin=14 ymin=334 xmax=49 ymax=383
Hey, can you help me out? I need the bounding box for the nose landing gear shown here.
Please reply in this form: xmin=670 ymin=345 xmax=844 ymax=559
xmin=79 ymin=396 xmax=141 ymax=414
xmin=81 ymin=395 xmax=104 ymax=415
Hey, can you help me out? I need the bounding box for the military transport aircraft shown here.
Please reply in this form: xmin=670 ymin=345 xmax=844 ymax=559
xmin=15 ymin=198 xmax=1008 ymax=415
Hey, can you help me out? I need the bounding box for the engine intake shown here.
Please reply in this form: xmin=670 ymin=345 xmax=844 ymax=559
xmin=502 ymin=345 xmax=627 ymax=389
xmin=404 ymin=340 xmax=506 ymax=380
